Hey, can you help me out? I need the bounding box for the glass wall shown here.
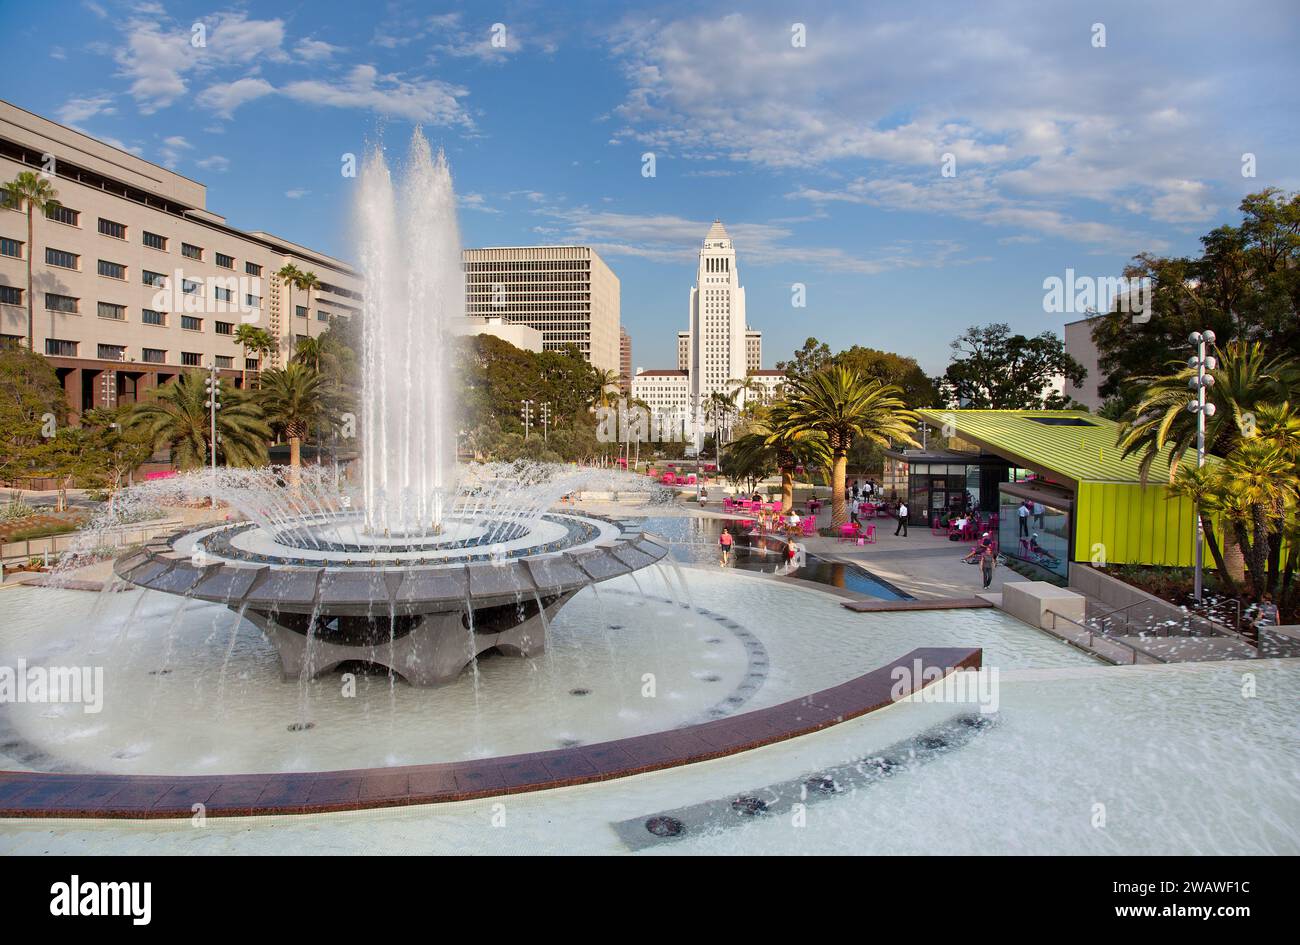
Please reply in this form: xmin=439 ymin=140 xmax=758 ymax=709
xmin=998 ymin=491 xmax=1071 ymax=580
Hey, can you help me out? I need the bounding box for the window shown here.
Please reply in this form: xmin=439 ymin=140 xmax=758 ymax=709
xmin=214 ymin=286 xmax=233 ymax=302
xmin=142 ymin=348 xmax=166 ymax=363
xmin=45 ymin=338 xmax=78 ymax=356
xmin=45 ymin=205 xmax=79 ymax=226
xmin=215 ymin=321 xmax=234 ymax=335
xmin=245 ymin=262 xmax=262 ymax=276
xmin=45 ymin=247 xmax=79 ymax=269
xmin=245 ymin=357 xmax=259 ymax=370
xmin=182 ymin=315 xmax=203 ymax=331
xmin=182 ymin=351 xmax=202 ymax=366
xmin=182 ymin=279 xmax=200 ymax=295
xmin=296 ymin=305 xmax=307 ymax=318
xmin=317 ymin=310 xmax=329 ymax=322
xmin=98 ymin=344 xmax=126 ymax=361
xmin=142 ymin=309 xmax=166 ymax=326
xmin=216 ymin=252 xmax=234 ymax=269
xmin=245 ymin=294 xmax=260 ymax=308
xmin=142 ymin=270 xmax=166 ymax=287
xmin=45 ymin=293 xmax=78 ymax=313
xmin=181 ymin=242 xmax=203 ymax=260
xmin=143 ymin=231 xmax=167 ymax=250
xmin=0 ymin=237 xmax=22 ymax=258
xmin=0 ymin=286 xmax=22 ymax=305
xmin=97 ymin=301 xmax=126 ymax=320
xmin=98 ymin=260 xmax=127 ymax=280
xmin=98 ymin=218 xmax=127 ymax=239
xmin=215 ymin=355 xmax=233 ymax=369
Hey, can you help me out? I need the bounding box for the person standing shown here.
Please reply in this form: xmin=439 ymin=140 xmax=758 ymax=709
xmin=719 ymin=527 xmax=734 ymax=566
xmin=895 ymin=501 xmax=909 ymax=537
xmin=1033 ymin=501 xmax=1045 ymax=529
xmin=979 ymin=543 xmax=997 ymax=588
xmin=1017 ymin=500 xmax=1030 ymax=537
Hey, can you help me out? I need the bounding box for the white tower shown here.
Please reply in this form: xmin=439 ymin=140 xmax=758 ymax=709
xmin=687 ymin=220 xmax=750 ymax=430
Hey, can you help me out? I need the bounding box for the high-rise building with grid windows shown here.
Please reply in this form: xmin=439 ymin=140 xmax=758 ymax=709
xmin=462 ymin=245 xmax=620 ymax=375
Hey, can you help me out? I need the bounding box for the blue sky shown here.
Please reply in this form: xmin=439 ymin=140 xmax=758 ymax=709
xmin=2 ymin=0 xmax=1297 ymax=373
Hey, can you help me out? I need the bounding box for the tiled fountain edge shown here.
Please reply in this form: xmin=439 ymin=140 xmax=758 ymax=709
xmin=0 ymin=646 xmax=981 ymax=820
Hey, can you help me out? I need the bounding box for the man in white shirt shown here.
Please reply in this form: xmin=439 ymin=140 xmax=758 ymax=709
xmin=895 ymin=501 xmax=909 ymax=536
xmin=1017 ymin=501 xmax=1030 ymax=537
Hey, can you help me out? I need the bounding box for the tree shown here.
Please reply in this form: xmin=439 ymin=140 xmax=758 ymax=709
xmin=293 ymin=268 xmax=322 ymax=354
xmin=0 ymin=344 xmax=67 ymax=489
xmin=939 ymin=323 xmax=1086 ymax=409
xmin=729 ymin=401 xmax=830 ymax=512
xmin=1167 ymin=463 xmax=1236 ymax=593
xmin=276 ymin=263 xmax=303 ymax=360
xmin=126 ymin=372 xmax=269 ymax=470
xmin=1 ymin=171 xmax=61 ymax=351
xmin=784 ymin=367 xmax=919 ymax=526
xmin=234 ymin=323 xmax=275 ymax=388
xmin=833 ymin=346 xmax=939 ymax=408
xmin=78 ymin=407 xmax=155 ymax=504
xmin=591 ymin=368 xmax=622 ymax=410
xmin=1116 ymin=341 xmax=1297 ymax=482
xmin=777 ymin=337 xmax=833 ymax=380
xmin=1090 ymin=189 xmax=1300 ymax=400
xmin=258 ymin=363 xmax=326 ymax=480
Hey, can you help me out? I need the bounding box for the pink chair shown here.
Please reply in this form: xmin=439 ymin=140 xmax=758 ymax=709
xmin=838 ymin=522 xmax=860 ymax=543
xmin=863 ymin=524 xmax=877 ymax=543
xmin=801 ymin=518 xmax=816 ymax=536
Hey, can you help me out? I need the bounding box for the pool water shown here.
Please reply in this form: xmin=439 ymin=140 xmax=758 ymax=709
xmin=633 ymin=515 xmax=907 ymax=599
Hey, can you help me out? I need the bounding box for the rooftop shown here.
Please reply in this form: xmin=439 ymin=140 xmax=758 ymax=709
xmin=915 ymin=409 xmax=1192 ymax=487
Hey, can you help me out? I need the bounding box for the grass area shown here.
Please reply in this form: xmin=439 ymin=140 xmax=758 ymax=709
xmin=2 ymin=522 xmax=80 ymax=542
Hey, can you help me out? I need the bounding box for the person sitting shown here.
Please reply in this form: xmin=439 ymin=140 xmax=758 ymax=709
xmin=963 ymin=532 xmax=993 ymax=563
xmin=949 ymin=514 xmax=969 ymax=540
xmin=751 ymin=491 xmax=762 ymax=503
xmin=786 ymin=509 xmax=802 ymax=534
xmin=1029 ymin=534 xmax=1059 ymax=565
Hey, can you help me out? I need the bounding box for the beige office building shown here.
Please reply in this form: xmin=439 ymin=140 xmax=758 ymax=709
xmin=619 ymin=327 xmax=632 ymax=394
xmin=462 ymin=245 xmax=620 ymax=375
xmin=0 ymin=100 xmax=361 ymax=414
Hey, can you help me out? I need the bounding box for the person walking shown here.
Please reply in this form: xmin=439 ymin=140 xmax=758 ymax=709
xmin=719 ymin=527 xmax=734 ymax=566
xmin=1032 ymin=501 xmax=1045 ymax=529
xmin=1017 ymin=499 xmax=1030 ymax=537
xmin=979 ymin=543 xmax=997 ymax=588
xmin=894 ymin=501 xmax=909 ymax=537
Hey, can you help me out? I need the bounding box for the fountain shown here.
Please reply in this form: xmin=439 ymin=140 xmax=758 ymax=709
xmin=108 ymin=131 xmax=669 ymax=686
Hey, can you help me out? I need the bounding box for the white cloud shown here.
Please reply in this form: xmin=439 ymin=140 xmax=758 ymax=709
xmin=58 ymin=95 xmax=115 ymax=124
xmin=196 ymin=77 xmax=275 ymax=118
xmin=285 ymin=189 xmax=310 ymax=199
xmin=196 ymin=155 xmax=230 ymax=172
xmin=295 ymin=38 xmax=343 ymax=61
xmin=158 ymin=135 xmax=192 ymax=169
xmin=282 ymin=65 xmax=471 ymax=126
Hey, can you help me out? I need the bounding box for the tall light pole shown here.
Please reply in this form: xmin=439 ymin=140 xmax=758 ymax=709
xmin=1186 ymin=330 xmax=1217 ymax=603
xmin=205 ymin=363 xmax=221 ymax=509
xmin=520 ymin=399 xmax=533 ymax=440
xmin=539 ymin=402 xmax=551 ymax=443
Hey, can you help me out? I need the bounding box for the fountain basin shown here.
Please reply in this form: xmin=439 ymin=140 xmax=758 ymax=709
xmin=113 ymin=515 xmax=669 ymax=686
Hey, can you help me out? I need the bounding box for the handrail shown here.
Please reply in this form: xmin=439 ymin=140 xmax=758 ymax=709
xmin=1046 ymin=609 xmax=1155 ymax=665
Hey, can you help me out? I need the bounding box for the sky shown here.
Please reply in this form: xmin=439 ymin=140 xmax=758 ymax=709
xmin=2 ymin=0 xmax=1297 ymax=374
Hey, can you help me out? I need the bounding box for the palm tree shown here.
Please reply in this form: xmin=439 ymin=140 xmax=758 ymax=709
xmin=292 ymin=336 xmax=323 ymax=373
xmin=233 ymin=324 xmax=274 ymax=388
xmin=258 ymin=363 xmax=325 ymax=482
xmin=729 ymin=402 xmax=830 ymax=512
xmin=126 ymin=372 xmax=269 ymax=470
xmin=1117 ymin=341 xmax=1298 ymax=482
xmin=276 ymin=262 xmax=303 ymax=357
xmin=784 ymin=367 xmax=919 ymax=527
xmin=1 ymin=171 xmax=61 ymax=351
xmin=294 ymin=269 xmax=322 ymax=350
xmin=703 ymin=389 xmax=740 ymax=466
xmin=1168 ymin=463 xmax=1236 ymax=593
xmin=1218 ymin=438 xmax=1298 ymax=598
xmin=591 ymin=368 xmax=621 ymax=409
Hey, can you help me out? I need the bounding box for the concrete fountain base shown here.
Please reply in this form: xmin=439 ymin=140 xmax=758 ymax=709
xmin=243 ymin=593 xmax=572 ymax=687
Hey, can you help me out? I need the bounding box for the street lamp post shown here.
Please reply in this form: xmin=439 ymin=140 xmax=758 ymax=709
xmin=204 ymin=363 xmax=221 ymax=510
xmin=1186 ymin=330 xmax=1217 ymax=604
xmin=520 ymin=399 xmax=533 ymax=440
xmin=539 ymin=402 xmax=551 ymax=443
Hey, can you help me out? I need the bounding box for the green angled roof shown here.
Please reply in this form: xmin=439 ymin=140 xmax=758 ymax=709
xmin=915 ymin=409 xmax=1184 ymax=487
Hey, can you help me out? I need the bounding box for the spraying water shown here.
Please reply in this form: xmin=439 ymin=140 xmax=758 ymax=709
xmin=357 ymin=130 xmax=460 ymax=537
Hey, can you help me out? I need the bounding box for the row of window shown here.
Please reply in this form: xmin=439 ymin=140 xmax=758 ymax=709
xmin=43 ymin=337 xmax=250 ymax=369
xmin=28 ymin=204 xmax=264 ymax=276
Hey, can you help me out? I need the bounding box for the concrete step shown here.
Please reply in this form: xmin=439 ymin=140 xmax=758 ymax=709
xmin=1110 ymin=635 xmax=1261 ymax=662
